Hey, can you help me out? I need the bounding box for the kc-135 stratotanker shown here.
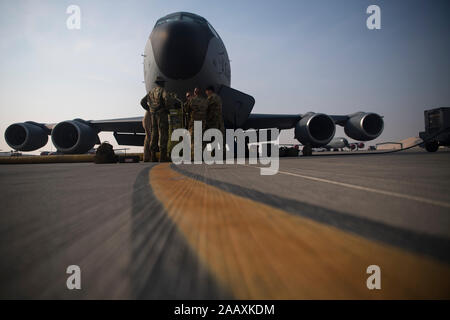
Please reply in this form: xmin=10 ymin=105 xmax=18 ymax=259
xmin=4 ymin=12 xmax=384 ymax=154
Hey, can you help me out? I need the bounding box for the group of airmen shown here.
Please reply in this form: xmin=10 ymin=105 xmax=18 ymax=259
xmin=142 ymin=76 xmax=225 ymax=162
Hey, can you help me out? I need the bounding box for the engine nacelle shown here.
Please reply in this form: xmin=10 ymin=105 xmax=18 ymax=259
xmin=4 ymin=122 xmax=49 ymax=151
xmin=294 ymin=113 xmax=336 ymax=147
xmin=344 ymin=112 xmax=384 ymax=141
xmin=51 ymin=119 xmax=98 ymax=154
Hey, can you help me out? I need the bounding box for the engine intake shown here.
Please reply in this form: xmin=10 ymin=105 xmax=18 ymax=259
xmin=4 ymin=122 xmax=49 ymax=151
xmin=344 ymin=112 xmax=384 ymax=141
xmin=51 ymin=120 xmax=98 ymax=154
xmin=295 ymin=113 xmax=336 ymax=147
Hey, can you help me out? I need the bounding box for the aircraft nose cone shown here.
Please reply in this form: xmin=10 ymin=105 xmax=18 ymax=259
xmin=150 ymin=20 xmax=213 ymax=80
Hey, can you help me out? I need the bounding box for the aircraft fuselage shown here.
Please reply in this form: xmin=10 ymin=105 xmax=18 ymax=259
xmin=143 ymin=12 xmax=231 ymax=99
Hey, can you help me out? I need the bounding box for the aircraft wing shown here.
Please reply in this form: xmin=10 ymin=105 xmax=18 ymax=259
xmin=90 ymin=117 xmax=144 ymax=133
xmin=5 ymin=110 xmax=382 ymax=153
xmin=241 ymin=113 xmax=350 ymax=130
xmin=4 ymin=116 xmax=145 ymax=153
xmin=242 ymin=114 xmax=301 ymax=130
xmin=89 ymin=117 xmax=145 ymax=147
xmin=218 ymin=85 xmax=354 ymax=131
xmin=239 ymin=112 xmax=382 ymax=147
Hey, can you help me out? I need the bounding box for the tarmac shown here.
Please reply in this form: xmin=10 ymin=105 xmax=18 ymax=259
xmin=0 ymin=149 xmax=449 ymax=299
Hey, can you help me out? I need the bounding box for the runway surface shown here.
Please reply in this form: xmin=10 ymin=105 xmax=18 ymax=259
xmin=0 ymin=150 xmax=449 ymax=299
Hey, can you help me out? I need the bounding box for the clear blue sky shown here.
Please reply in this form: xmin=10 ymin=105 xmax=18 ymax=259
xmin=1 ymin=0 xmax=449 ymax=152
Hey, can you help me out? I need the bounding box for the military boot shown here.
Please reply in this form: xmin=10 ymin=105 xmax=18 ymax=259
xmin=159 ymin=150 xmax=170 ymax=162
xmin=150 ymin=152 xmax=158 ymax=162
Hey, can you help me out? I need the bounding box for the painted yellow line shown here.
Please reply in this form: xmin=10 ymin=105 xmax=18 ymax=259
xmin=243 ymin=164 xmax=450 ymax=209
xmin=150 ymin=164 xmax=450 ymax=299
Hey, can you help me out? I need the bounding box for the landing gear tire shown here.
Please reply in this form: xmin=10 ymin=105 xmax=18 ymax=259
xmin=302 ymin=144 xmax=313 ymax=156
xmin=425 ymin=141 xmax=439 ymax=152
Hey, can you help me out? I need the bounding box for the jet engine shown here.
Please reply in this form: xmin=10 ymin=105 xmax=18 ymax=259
xmin=294 ymin=113 xmax=335 ymax=147
xmin=4 ymin=122 xmax=49 ymax=151
xmin=51 ymin=119 xmax=99 ymax=154
xmin=344 ymin=112 xmax=384 ymax=141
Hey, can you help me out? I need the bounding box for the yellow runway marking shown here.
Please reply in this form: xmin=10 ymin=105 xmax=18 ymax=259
xmin=150 ymin=164 xmax=450 ymax=299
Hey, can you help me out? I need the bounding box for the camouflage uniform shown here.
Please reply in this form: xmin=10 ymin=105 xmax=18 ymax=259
xmin=183 ymin=100 xmax=190 ymax=129
xmin=206 ymin=93 xmax=225 ymax=134
xmin=142 ymin=110 xmax=152 ymax=162
xmin=186 ymin=96 xmax=208 ymax=157
xmin=168 ymin=100 xmax=183 ymax=156
xmin=148 ymin=86 xmax=169 ymax=162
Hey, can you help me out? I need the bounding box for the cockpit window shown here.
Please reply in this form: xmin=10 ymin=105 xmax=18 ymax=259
xmin=155 ymin=13 xmax=213 ymax=31
xmin=180 ymin=15 xmax=195 ymax=23
xmin=181 ymin=14 xmax=205 ymax=25
xmin=155 ymin=16 xmax=180 ymax=26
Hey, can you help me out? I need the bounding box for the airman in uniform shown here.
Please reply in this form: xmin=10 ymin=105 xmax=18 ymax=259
xmin=183 ymin=92 xmax=192 ymax=130
xmin=205 ymin=86 xmax=225 ymax=158
xmin=142 ymin=97 xmax=152 ymax=162
xmin=205 ymin=86 xmax=225 ymax=135
xmin=147 ymin=76 xmax=170 ymax=162
xmin=186 ymin=87 xmax=208 ymax=159
xmin=167 ymin=92 xmax=183 ymax=157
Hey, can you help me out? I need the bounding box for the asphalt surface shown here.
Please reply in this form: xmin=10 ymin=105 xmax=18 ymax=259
xmin=0 ymin=149 xmax=449 ymax=299
xmin=179 ymin=150 xmax=450 ymax=240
